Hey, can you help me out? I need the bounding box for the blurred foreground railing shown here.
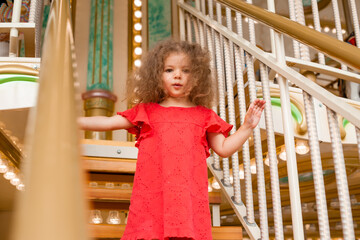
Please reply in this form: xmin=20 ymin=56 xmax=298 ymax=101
xmin=10 ymin=0 xmax=89 ymax=239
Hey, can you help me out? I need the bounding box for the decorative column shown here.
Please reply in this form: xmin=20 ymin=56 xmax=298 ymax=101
xmin=82 ymin=0 xmax=116 ymax=140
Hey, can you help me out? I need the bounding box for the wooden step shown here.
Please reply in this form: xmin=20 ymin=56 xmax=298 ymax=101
xmin=88 ymin=188 xmax=222 ymax=204
xmin=90 ymin=224 xmax=242 ymax=239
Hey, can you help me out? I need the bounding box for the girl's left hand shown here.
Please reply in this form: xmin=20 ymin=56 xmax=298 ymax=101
xmin=243 ymin=99 xmax=266 ymax=129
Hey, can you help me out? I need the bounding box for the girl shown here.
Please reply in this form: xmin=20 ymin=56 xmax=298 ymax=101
xmin=79 ymin=39 xmax=265 ymax=240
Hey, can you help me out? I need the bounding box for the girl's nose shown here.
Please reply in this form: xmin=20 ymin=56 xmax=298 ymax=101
xmin=174 ymin=70 xmax=181 ymax=78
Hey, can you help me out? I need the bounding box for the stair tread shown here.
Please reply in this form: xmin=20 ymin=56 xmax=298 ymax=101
xmin=90 ymin=224 xmax=242 ymax=239
xmin=88 ymin=188 xmax=222 ymax=204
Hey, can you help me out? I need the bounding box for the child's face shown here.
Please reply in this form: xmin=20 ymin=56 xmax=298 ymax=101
xmin=162 ymin=52 xmax=192 ymax=99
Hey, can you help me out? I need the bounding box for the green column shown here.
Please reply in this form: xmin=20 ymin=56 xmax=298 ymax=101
xmin=83 ymin=0 xmax=116 ymax=140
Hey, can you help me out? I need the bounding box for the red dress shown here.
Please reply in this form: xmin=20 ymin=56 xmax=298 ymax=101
xmin=117 ymin=103 xmax=232 ymax=240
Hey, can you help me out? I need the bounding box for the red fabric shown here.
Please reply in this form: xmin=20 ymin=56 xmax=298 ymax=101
xmin=117 ymin=103 xmax=232 ymax=240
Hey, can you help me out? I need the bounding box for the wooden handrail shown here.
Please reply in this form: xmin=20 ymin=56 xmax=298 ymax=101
xmin=218 ymin=0 xmax=360 ymax=72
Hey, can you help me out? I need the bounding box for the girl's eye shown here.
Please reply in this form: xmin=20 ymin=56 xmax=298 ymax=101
xmin=165 ymin=69 xmax=173 ymax=73
xmin=183 ymin=69 xmax=190 ymax=73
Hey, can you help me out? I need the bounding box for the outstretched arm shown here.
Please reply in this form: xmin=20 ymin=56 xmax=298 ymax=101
xmin=208 ymin=99 xmax=265 ymax=158
xmin=78 ymin=115 xmax=134 ymax=131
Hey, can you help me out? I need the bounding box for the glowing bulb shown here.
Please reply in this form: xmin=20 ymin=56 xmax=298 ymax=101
xmin=134 ymin=23 xmax=142 ymax=31
xmin=324 ymin=26 xmax=330 ymax=32
xmin=250 ymin=165 xmax=256 ymax=174
xmin=342 ymin=29 xmax=346 ymax=34
xmin=10 ymin=176 xmax=20 ymax=186
xmin=90 ymin=210 xmax=103 ymax=224
xmin=107 ymin=210 xmax=120 ymax=224
xmin=134 ymin=0 xmax=142 ymax=7
xmin=0 ymin=159 xmax=8 ymax=173
xmin=16 ymin=183 xmax=25 ymax=191
xmin=308 ymin=24 xmax=313 ymax=29
xmin=134 ymin=47 xmax=142 ymax=55
xmin=134 ymin=35 xmax=142 ymax=43
xmin=295 ymin=139 xmax=310 ymax=155
xmin=264 ymin=155 xmax=269 ymax=166
xmin=134 ymin=10 xmax=142 ymax=18
xmin=244 ymin=17 xmax=248 ymax=23
xmin=229 ymin=175 xmax=233 ymax=184
xmin=212 ymin=179 xmax=220 ymax=189
xmin=4 ymin=167 xmax=15 ymax=180
xmin=332 ymin=28 xmax=336 ymax=34
xmin=264 ymin=153 xmax=278 ymax=166
xmin=239 ymin=169 xmax=244 ymax=179
xmin=208 ymin=184 xmax=213 ymax=192
xmin=279 ymin=146 xmax=286 ymax=161
xmin=134 ymin=59 xmax=141 ymax=67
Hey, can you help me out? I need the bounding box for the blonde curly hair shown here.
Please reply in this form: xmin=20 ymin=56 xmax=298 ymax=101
xmin=127 ymin=39 xmax=216 ymax=108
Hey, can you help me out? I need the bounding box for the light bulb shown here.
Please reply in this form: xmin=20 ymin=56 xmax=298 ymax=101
xmin=134 ymin=10 xmax=142 ymax=18
xmin=107 ymin=210 xmax=120 ymax=224
xmin=208 ymin=184 xmax=212 ymax=192
xmin=89 ymin=181 xmax=98 ymax=188
xmin=279 ymin=146 xmax=286 ymax=161
xmin=324 ymin=26 xmax=330 ymax=32
xmin=134 ymin=47 xmax=142 ymax=55
xmin=211 ymin=179 xmax=220 ymax=189
xmin=250 ymin=165 xmax=256 ymax=174
xmin=134 ymin=59 xmax=141 ymax=67
xmin=4 ymin=167 xmax=15 ymax=180
xmin=105 ymin=182 xmax=115 ymax=188
xmin=264 ymin=154 xmax=269 ymax=166
xmin=121 ymin=183 xmax=131 ymax=189
xmin=295 ymin=139 xmax=309 ymax=155
xmin=134 ymin=23 xmax=142 ymax=31
xmin=16 ymin=183 xmax=25 ymax=191
xmin=264 ymin=153 xmax=278 ymax=166
xmin=90 ymin=210 xmax=103 ymax=224
xmin=134 ymin=0 xmax=142 ymax=7
xmin=0 ymin=159 xmax=8 ymax=173
xmin=332 ymin=28 xmax=336 ymax=33
xmin=239 ymin=169 xmax=244 ymax=179
xmin=10 ymin=176 xmax=20 ymax=186
xmin=134 ymin=35 xmax=142 ymax=43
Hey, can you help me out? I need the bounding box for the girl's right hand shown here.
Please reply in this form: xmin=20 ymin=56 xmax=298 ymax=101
xmin=243 ymin=99 xmax=266 ymax=129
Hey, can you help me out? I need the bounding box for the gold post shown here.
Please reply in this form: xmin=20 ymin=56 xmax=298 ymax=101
xmin=10 ymin=0 xmax=89 ymax=239
xmin=82 ymin=89 xmax=117 ymax=140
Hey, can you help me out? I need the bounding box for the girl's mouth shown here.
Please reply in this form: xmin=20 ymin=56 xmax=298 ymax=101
xmin=173 ymin=83 xmax=183 ymax=87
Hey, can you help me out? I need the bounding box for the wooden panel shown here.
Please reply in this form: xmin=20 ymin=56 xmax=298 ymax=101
xmin=88 ymin=188 xmax=132 ymax=201
xmin=89 ymin=224 xmax=242 ymax=239
xmin=88 ymin=188 xmax=222 ymax=204
xmin=81 ymin=139 xmax=136 ymax=147
xmin=212 ymin=226 xmax=243 ymax=240
xmin=84 ymin=158 xmax=137 ymax=173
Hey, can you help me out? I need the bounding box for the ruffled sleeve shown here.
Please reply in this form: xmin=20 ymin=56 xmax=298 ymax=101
xmin=203 ymin=109 xmax=233 ymax=157
xmin=117 ymin=103 xmax=152 ymax=147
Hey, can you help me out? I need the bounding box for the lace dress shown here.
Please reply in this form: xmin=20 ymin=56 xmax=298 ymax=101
xmin=117 ymin=103 xmax=232 ymax=240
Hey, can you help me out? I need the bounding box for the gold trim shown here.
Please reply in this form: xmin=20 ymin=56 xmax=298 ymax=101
xmin=0 ymin=64 xmax=39 ymax=76
xmin=218 ymin=0 xmax=360 ymax=72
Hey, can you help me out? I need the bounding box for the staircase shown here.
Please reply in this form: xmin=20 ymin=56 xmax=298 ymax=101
xmin=1 ymin=0 xmax=360 ymax=239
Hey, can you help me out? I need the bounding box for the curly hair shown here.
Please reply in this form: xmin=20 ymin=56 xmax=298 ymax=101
xmin=127 ymin=39 xmax=216 ymax=108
